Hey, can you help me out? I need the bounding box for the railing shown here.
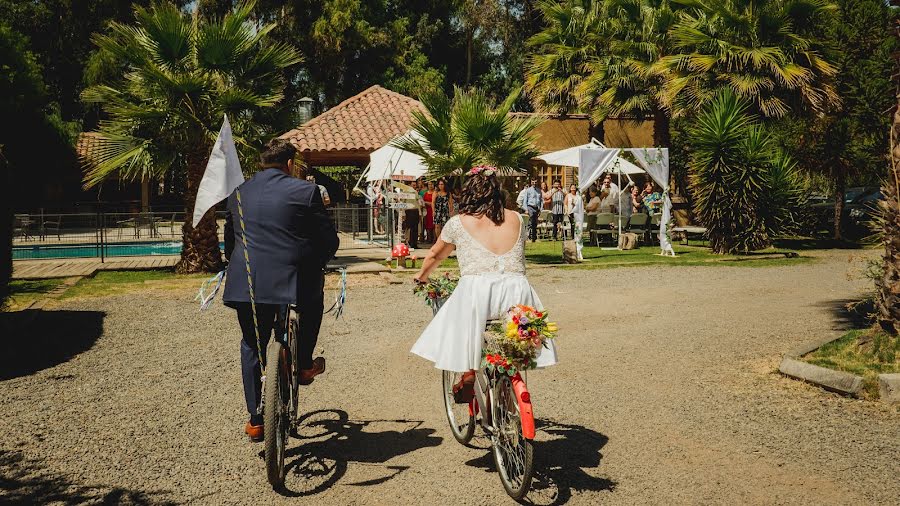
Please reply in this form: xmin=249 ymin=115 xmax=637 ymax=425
xmin=13 ymin=204 xmax=394 ymax=261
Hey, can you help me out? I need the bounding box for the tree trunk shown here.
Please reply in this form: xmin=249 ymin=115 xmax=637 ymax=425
xmin=653 ymin=108 xmax=679 ymax=193
xmin=833 ymin=168 xmax=845 ymax=241
xmin=176 ymin=147 xmax=224 ymax=274
xmin=589 ymin=119 xmax=604 ymax=144
xmin=877 ymin=100 xmax=900 ymax=334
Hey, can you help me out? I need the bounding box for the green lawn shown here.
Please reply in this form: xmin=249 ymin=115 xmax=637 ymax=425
xmin=4 ymin=279 xmax=65 ymax=310
xmin=411 ymin=241 xmax=810 ymax=271
xmin=804 ymin=329 xmax=900 ymax=398
xmin=60 ymin=270 xmax=208 ymax=299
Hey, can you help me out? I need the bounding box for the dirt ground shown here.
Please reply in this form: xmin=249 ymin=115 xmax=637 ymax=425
xmin=2 ymin=249 xmax=898 ymax=505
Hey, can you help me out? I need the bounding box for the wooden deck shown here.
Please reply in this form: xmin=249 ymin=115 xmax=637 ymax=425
xmin=13 ymin=256 xmax=180 ymax=280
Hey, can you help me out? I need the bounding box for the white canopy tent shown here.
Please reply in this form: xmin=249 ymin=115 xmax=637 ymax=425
xmin=364 ymin=131 xmax=428 ymax=182
xmin=537 ymin=138 xmax=644 ymax=175
xmin=579 ymin=146 xmax=675 ymax=256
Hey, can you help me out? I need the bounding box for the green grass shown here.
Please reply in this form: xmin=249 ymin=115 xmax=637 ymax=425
xmin=400 ymin=241 xmax=811 ymax=271
xmin=61 ymin=270 xmax=208 ymax=299
xmin=804 ymin=329 xmax=900 ymax=398
xmin=4 ymin=278 xmax=65 ymax=310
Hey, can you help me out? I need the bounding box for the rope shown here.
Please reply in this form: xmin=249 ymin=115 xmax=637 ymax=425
xmin=195 ymin=270 xmax=226 ymax=311
xmin=325 ymin=267 xmax=348 ymax=319
xmin=236 ymin=189 xmax=266 ymax=413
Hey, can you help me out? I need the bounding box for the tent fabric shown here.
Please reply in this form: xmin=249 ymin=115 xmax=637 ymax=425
xmin=366 ymin=131 xmax=427 ymax=182
xmin=538 ymin=140 xmax=644 ymax=175
xmin=630 ymin=148 xmax=675 ymax=256
xmin=577 ymin=149 xmax=620 ymax=193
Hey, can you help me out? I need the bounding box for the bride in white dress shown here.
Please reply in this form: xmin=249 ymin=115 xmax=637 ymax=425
xmin=411 ymin=166 xmax=558 ymax=377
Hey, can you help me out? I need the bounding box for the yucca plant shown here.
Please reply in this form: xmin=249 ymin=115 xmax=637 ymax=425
xmin=80 ymin=1 xmax=301 ymax=273
xmin=658 ymin=0 xmax=839 ymax=118
xmin=689 ymin=90 xmax=804 ymax=254
xmin=393 ymin=86 xmax=543 ymax=179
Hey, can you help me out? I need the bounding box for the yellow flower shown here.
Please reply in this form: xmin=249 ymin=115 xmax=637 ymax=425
xmin=546 ymin=323 xmax=558 ymax=333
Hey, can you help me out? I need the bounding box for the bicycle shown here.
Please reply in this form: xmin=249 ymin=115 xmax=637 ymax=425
xmin=432 ymin=303 xmax=536 ymax=501
xmin=262 ymin=266 xmax=345 ymax=490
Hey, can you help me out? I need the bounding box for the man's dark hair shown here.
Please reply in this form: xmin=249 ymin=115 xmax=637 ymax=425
xmin=260 ymin=139 xmax=296 ymax=167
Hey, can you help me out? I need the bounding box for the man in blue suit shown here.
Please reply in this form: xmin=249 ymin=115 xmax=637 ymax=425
xmin=223 ymin=139 xmax=339 ymax=441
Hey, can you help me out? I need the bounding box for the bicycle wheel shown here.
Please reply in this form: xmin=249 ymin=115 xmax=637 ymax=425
xmin=441 ymin=370 xmax=475 ymax=444
xmin=491 ymin=374 xmax=534 ymax=500
xmin=288 ymin=307 xmax=300 ymax=419
xmin=264 ymin=340 xmax=290 ymax=490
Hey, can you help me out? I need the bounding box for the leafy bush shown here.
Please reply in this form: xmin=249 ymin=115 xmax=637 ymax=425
xmin=689 ymin=91 xmax=805 ymax=254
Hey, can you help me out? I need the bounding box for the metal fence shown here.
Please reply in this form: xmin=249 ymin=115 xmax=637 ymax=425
xmin=12 ymin=205 xmax=394 ymax=261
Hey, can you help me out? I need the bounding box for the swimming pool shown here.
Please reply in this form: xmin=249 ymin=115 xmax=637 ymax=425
xmin=12 ymin=241 xmax=224 ymax=260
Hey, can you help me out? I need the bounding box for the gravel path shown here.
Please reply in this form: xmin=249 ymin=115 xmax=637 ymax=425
xmin=2 ymin=250 xmax=898 ymax=505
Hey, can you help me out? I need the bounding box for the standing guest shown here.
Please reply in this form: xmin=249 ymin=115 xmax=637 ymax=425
xmin=541 ymin=181 xmax=552 ymax=210
xmin=521 ymin=178 xmax=543 ymax=242
xmin=451 ymin=186 xmax=462 ymax=216
xmin=585 ymin=187 xmax=602 ymax=232
xmin=373 ymin=183 xmax=385 ymax=234
xmin=599 ymin=173 xmax=619 ymax=213
xmin=550 ymin=180 xmax=565 ymax=240
xmin=306 ymin=175 xmax=331 ymax=207
xmin=516 ymin=183 xmax=529 ymax=211
xmin=630 ymin=185 xmax=643 ymax=214
xmin=417 ymin=178 xmax=427 ymax=242
xmin=433 ymin=179 xmax=453 ymax=239
xmin=642 ymin=181 xmax=662 ymax=214
xmin=423 ymin=180 xmax=436 ymax=243
xmin=405 ymin=180 xmax=421 ymax=249
xmin=565 ymin=183 xmax=582 ymax=239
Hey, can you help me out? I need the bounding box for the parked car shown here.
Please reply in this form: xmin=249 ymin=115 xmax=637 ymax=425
xmin=808 ymin=186 xmax=884 ymax=238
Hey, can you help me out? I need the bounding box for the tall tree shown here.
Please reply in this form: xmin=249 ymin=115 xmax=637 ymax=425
xmin=81 ymin=1 xmax=302 ymax=273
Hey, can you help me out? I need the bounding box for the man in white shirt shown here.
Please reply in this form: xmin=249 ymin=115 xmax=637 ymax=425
xmin=598 ymin=173 xmax=620 ymax=213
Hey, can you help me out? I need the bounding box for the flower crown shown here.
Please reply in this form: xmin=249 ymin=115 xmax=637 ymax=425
xmin=468 ymin=164 xmax=497 ymax=177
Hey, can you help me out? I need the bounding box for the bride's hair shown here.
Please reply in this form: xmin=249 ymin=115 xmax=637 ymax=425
xmin=457 ymin=171 xmax=505 ymax=225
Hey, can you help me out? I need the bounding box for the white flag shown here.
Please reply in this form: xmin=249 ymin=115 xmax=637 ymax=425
xmin=192 ymin=114 xmax=245 ymax=227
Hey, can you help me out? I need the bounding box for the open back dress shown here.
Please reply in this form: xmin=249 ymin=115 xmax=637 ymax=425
xmin=411 ymin=214 xmax=559 ymax=372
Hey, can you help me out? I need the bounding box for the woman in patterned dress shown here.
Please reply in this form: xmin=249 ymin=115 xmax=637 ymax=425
xmin=433 ymin=179 xmax=453 ymax=239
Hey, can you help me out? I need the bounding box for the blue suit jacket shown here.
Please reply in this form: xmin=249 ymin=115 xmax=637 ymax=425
xmin=223 ymin=168 xmax=339 ymax=305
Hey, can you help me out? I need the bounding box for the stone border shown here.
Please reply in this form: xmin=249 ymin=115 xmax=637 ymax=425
xmin=778 ymin=335 xmax=865 ymax=397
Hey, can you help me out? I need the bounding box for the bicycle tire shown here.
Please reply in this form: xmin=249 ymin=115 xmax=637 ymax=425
xmin=441 ymin=370 xmax=475 ymax=444
xmin=491 ymin=374 xmax=534 ymax=500
xmin=288 ymin=308 xmax=300 ymax=419
xmin=264 ymin=340 xmax=289 ymax=490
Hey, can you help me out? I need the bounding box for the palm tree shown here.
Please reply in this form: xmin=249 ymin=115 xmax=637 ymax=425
xmin=80 ymin=1 xmax=301 ymax=273
xmin=577 ymin=0 xmax=680 ymax=148
xmin=657 ymin=0 xmax=839 ymax=119
xmin=393 ymin=86 xmax=543 ymax=179
xmin=877 ymin=73 xmax=900 ymax=334
xmin=525 ymin=0 xmax=601 ymax=116
xmin=689 ymin=90 xmax=804 ymax=254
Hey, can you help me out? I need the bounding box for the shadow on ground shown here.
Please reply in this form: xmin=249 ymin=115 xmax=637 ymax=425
xmin=270 ymin=409 xmax=442 ymax=497
xmin=0 ymin=310 xmax=105 ymax=380
xmin=464 ymin=419 xmax=615 ymax=505
xmin=0 ymin=449 xmax=177 ymax=505
xmin=819 ymin=298 xmax=875 ymax=331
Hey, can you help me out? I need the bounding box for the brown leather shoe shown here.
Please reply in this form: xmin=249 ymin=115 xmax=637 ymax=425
xmin=299 ymin=357 xmax=326 ymax=385
xmin=245 ymin=421 xmax=263 ymax=442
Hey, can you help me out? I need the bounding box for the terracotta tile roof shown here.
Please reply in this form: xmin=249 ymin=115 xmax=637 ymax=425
xmin=279 ymin=85 xmax=424 ymax=154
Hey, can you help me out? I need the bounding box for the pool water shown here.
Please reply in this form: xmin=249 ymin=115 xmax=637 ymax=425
xmin=12 ymin=241 xmax=224 ymax=260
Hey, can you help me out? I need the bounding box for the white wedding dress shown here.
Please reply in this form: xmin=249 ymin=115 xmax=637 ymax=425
xmin=411 ymin=214 xmax=559 ymax=372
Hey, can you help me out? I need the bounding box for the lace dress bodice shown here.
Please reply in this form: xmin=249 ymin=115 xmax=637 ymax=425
xmin=440 ymin=215 xmax=526 ymax=276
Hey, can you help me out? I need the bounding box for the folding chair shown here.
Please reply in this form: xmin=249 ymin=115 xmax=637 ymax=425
xmin=628 ymin=213 xmax=649 ymax=244
xmin=590 ymin=213 xmax=615 ymax=246
xmin=537 ymin=210 xmax=553 ymax=239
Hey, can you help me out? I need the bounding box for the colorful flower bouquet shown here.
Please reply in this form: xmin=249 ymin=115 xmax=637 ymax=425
xmin=483 ymin=305 xmax=558 ymax=376
xmin=413 ymin=273 xmax=458 ymax=309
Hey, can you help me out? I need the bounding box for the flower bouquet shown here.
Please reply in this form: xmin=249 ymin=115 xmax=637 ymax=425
xmin=483 ymin=305 xmax=558 ymax=376
xmin=413 ymin=273 xmax=458 ymax=312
